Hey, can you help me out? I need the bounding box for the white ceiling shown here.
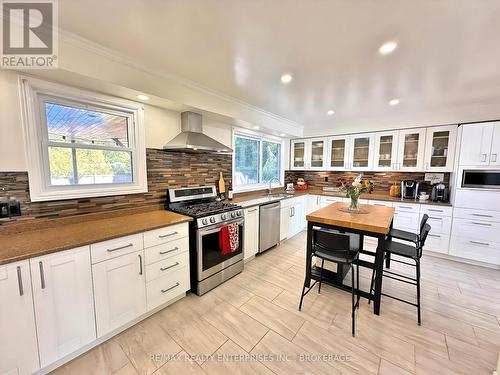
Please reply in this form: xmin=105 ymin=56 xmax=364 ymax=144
xmin=59 ymin=0 xmax=500 ymax=135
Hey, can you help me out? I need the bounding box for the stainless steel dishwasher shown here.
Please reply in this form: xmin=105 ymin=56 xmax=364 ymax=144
xmin=259 ymin=201 xmax=281 ymax=253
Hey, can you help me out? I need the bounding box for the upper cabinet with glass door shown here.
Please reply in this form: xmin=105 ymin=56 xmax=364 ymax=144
xmin=290 ymin=138 xmax=327 ymax=170
xmin=373 ymin=131 xmax=398 ymax=171
xmin=326 ymin=135 xmax=350 ymax=171
xmin=396 ymin=128 xmax=426 ymax=171
xmin=423 ymin=125 xmax=457 ymax=172
xmin=350 ymin=134 xmax=374 ymax=171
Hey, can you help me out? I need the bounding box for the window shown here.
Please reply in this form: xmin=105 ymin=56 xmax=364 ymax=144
xmin=20 ymin=77 xmax=147 ymax=201
xmin=233 ymin=130 xmax=283 ymax=191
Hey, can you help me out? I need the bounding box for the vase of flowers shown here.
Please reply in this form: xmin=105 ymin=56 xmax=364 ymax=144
xmin=337 ymin=174 xmax=373 ymax=212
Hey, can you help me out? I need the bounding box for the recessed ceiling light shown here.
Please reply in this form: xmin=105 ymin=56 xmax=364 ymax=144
xmin=253 ymin=125 xmax=260 ymax=130
xmin=327 ymin=109 xmax=335 ymax=116
xmin=280 ymin=74 xmax=293 ymax=84
xmin=379 ymin=41 xmax=398 ymax=55
xmin=280 ymin=133 xmax=286 ymax=137
xmin=137 ymin=94 xmax=149 ymax=101
xmin=389 ymin=98 xmax=400 ymax=106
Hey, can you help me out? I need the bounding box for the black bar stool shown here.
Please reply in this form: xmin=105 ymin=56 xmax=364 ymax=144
xmin=385 ymin=214 xmax=429 ymax=268
xmin=299 ymin=229 xmax=360 ymax=336
xmin=369 ymin=223 xmax=431 ymax=325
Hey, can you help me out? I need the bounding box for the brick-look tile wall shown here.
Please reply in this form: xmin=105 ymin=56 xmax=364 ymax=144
xmin=285 ymin=170 xmax=450 ymax=193
xmin=0 ymin=148 xmax=231 ymax=224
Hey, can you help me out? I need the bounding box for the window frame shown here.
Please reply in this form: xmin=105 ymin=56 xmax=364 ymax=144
xmin=232 ymin=128 xmax=284 ymax=193
xmin=19 ymin=77 xmax=147 ymax=202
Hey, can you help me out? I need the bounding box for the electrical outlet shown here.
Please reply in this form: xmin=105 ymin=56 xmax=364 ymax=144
xmin=324 ymin=176 xmax=328 ymax=182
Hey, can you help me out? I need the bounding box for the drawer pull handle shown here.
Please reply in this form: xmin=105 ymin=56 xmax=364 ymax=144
xmin=159 ymin=247 xmax=179 ymax=255
xmin=248 ymin=208 xmax=258 ymax=212
xmin=39 ymin=261 xmax=45 ymax=289
xmin=429 ymin=217 xmax=443 ymax=220
xmin=160 ymin=262 xmax=180 ymax=271
xmin=159 ymin=231 xmax=178 ymax=238
xmin=470 ymin=240 xmax=489 ymax=246
xmin=138 ymin=254 xmax=143 ymax=275
xmin=428 ymin=234 xmax=441 ymax=238
xmin=472 ymin=214 xmax=493 ymax=218
xmin=398 ymin=206 xmax=413 ymax=209
xmin=161 ymin=282 xmax=180 ymax=293
xmin=107 ymin=243 xmax=133 ymax=252
xmin=471 ymin=222 xmax=492 ymax=226
xmin=428 ymin=209 xmax=444 ymax=212
xmin=17 ymin=266 xmax=24 ymax=296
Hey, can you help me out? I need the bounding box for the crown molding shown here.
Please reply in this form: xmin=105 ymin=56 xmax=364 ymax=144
xmin=58 ymin=28 xmax=304 ymax=132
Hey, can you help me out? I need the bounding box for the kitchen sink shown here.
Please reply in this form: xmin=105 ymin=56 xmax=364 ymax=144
xmin=267 ymin=193 xmax=293 ymax=199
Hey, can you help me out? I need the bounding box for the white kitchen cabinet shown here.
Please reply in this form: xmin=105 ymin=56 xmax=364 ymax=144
xmin=373 ymin=131 xmax=399 ymax=171
xmin=459 ymin=122 xmax=500 ymax=166
xmin=320 ymin=195 xmax=346 ymax=208
xmin=307 ymin=194 xmax=322 ymax=213
xmin=393 ymin=202 xmax=421 ymax=233
xmin=326 ymin=135 xmax=350 ymax=171
xmin=0 ymin=260 xmax=40 ymax=375
xmin=423 ymin=125 xmax=457 ymax=172
xmin=280 ymin=203 xmax=291 ymax=241
xmin=92 ymin=250 xmax=147 ymax=337
xmin=290 ymin=138 xmax=327 ymax=170
xmin=244 ymin=206 xmax=260 ymax=260
xmin=350 ymin=133 xmax=375 ymax=171
xmin=31 ymin=246 xmax=96 ymax=367
xmin=290 ymin=196 xmax=307 ymax=235
xmin=420 ymin=205 xmax=452 ymax=254
xmin=396 ymin=128 xmax=426 ymax=171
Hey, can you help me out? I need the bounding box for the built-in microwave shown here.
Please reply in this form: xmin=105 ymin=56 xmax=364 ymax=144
xmin=461 ymin=170 xmax=500 ymax=189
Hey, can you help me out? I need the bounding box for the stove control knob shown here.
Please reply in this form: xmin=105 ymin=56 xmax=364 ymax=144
xmin=236 ymin=211 xmax=242 ymax=217
xmin=202 ymin=218 xmax=208 ymax=225
xmin=210 ymin=217 xmax=216 ymax=224
xmin=221 ymin=213 xmax=227 ymax=220
xmin=231 ymin=212 xmax=236 ymax=218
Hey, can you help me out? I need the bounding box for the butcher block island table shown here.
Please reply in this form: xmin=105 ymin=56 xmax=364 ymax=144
xmin=304 ymin=202 xmax=395 ymax=315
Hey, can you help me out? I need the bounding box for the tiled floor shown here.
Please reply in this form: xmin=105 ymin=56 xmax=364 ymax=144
xmin=53 ymin=231 xmax=500 ymax=375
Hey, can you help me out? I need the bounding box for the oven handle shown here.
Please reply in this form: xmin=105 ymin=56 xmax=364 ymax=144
xmin=198 ymin=219 xmax=244 ymax=235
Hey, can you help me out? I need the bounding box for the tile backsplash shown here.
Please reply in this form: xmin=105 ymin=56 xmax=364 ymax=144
xmin=0 ymin=148 xmax=231 ymax=224
xmin=285 ymin=170 xmax=450 ymax=192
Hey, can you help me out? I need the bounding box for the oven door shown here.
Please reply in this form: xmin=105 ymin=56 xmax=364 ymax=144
xmin=196 ymin=218 xmax=244 ymax=281
xmin=462 ymin=169 xmax=500 ymax=189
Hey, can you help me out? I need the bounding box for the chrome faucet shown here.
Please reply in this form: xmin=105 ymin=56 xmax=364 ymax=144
xmin=268 ymin=177 xmax=281 ymax=195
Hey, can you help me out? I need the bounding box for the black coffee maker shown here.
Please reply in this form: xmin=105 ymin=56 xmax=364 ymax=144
xmin=401 ymin=180 xmax=419 ymax=200
xmin=431 ymin=183 xmax=449 ymax=202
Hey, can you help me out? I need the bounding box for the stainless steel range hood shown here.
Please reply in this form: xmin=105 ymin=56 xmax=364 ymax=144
xmin=163 ymin=111 xmax=232 ymax=153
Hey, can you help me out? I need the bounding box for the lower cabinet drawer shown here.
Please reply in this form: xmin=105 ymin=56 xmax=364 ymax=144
xmin=449 ymin=236 xmax=500 ymax=265
xmin=146 ymin=267 xmax=190 ymax=311
xmin=91 ymin=233 xmax=143 ymax=264
xmin=451 ymin=218 xmax=500 ymax=243
xmin=393 ymin=212 xmax=419 ymax=233
xmin=144 ymin=237 xmax=189 ymax=266
xmin=424 ymin=214 xmax=452 ymax=235
xmin=423 ymin=233 xmax=450 ymax=254
xmin=143 ymin=223 xmax=189 ymax=249
xmin=145 ymin=251 xmax=189 ymax=283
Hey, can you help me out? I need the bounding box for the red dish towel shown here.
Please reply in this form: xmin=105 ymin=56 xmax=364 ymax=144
xmin=219 ymin=223 xmax=239 ymax=255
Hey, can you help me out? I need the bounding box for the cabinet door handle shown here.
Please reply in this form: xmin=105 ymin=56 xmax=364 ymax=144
xmin=248 ymin=208 xmax=258 ymax=212
xmin=16 ymin=266 xmax=24 ymax=296
xmin=429 ymin=217 xmax=443 ymax=220
xmin=428 ymin=209 xmax=444 ymax=212
xmin=481 ymin=153 xmax=488 ymax=162
xmin=491 ymin=153 xmax=498 ymax=162
xmin=159 ymin=247 xmax=178 ymax=255
xmin=470 ymin=240 xmax=489 ymax=246
xmin=138 ymin=254 xmax=143 ymax=275
xmin=161 ymin=282 xmax=180 ymax=293
xmin=472 ymin=213 xmax=493 ymax=218
xmin=471 ymin=222 xmax=492 ymax=226
xmin=428 ymin=234 xmax=441 ymax=238
xmin=107 ymin=243 xmax=133 ymax=252
xmin=159 ymin=231 xmax=178 ymax=238
xmin=160 ymin=262 xmax=180 ymax=271
xmin=39 ymin=261 xmax=45 ymax=289
xmin=399 ymin=206 xmax=413 ymax=209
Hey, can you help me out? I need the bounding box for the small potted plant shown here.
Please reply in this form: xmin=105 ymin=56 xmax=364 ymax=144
xmin=337 ymin=175 xmax=373 ymax=211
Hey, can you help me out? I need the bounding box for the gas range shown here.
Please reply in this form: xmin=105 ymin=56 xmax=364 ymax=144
xmin=167 ymin=186 xmax=243 ymax=228
xmin=166 ymin=185 xmax=245 ymax=295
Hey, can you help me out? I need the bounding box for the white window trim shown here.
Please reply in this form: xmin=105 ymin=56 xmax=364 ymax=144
xmin=232 ymin=127 xmax=285 ymax=193
xmin=19 ymin=76 xmax=148 ymax=202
